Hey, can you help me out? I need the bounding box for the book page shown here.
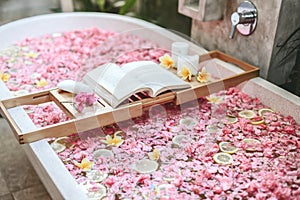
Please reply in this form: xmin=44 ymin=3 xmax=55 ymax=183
xmin=83 ymin=61 xmax=191 ymax=107
xmin=97 ymin=63 xmax=126 ymax=93
xmin=121 ymin=61 xmax=190 ymax=96
xmin=86 ymin=63 xmax=148 ymax=101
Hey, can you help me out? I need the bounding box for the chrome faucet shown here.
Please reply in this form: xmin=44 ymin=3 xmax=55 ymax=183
xmin=229 ymin=1 xmax=258 ymax=39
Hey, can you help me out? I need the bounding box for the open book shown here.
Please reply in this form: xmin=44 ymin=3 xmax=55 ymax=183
xmin=83 ymin=61 xmax=191 ymax=108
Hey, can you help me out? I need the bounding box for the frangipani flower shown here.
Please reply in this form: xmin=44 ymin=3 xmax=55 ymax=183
xmin=197 ymin=67 xmax=211 ymax=83
xmin=178 ymin=66 xmax=192 ymax=81
xmin=0 ymin=72 xmax=10 ymax=82
xmin=74 ymin=158 xmax=93 ymax=171
xmin=148 ymin=149 xmax=160 ymax=161
xmin=24 ymin=52 xmax=39 ymax=59
xmin=35 ymin=78 xmax=48 ymax=87
xmin=159 ymin=54 xmax=175 ymax=69
xmin=206 ymin=95 xmax=223 ymax=104
xmin=101 ymin=131 xmax=124 ymax=147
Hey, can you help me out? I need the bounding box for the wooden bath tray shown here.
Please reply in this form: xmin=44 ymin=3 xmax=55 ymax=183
xmin=0 ymin=50 xmax=259 ymax=144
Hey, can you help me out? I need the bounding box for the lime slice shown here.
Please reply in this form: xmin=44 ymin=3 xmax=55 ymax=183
xmin=93 ymin=149 xmax=114 ymax=160
xmin=179 ymin=117 xmax=198 ymax=129
xmin=86 ymin=170 xmax=108 ymax=183
xmin=133 ymin=159 xmax=158 ymax=174
xmin=242 ymin=138 xmax=261 ymax=152
xmin=86 ymin=184 xmax=107 ymax=199
xmin=213 ymin=152 xmax=233 ymax=165
xmin=258 ymin=108 xmax=274 ymax=116
xmin=238 ymin=110 xmax=255 ymax=119
xmin=250 ymin=116 xmax=265 ymax=125
xmin=225 ymin=115 xmax=238 ymax=124
xmin=219 ymin=141 xmax=238 ymax=154
xmin=172 ymin=134 xmax=188 ymax=147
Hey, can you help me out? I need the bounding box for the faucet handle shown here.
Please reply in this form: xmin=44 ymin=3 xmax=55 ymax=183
xmin=229 ymin=1 xmax=258 ymax=39
xmin=229 ymin=12 xmax=240 ymax=39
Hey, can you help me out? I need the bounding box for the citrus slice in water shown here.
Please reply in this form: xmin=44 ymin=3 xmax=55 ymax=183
xmin=172 ymin=134 xmax=188 ymax=147
xmin=219 ymin=141 xmax=238 ymax=154
xmin=213 ymin=152 xmax=234 ymax=165
xmin=50 ymin=142 xmax=66 ymax=153
xmin=258 ymin=108 xmax=274 ymax=116
xmin=238 ymin=110 xmax=255 ymax=119
xmin=50 ymin=137 xmax=70 ymax=153
xmin=156 ymin=184 xmax=174 ymax=198
xmin=225 ymin=115 xmax=238 ymax=124
xmin=242 ymin=138 xmax=261 ymax=151
xmin=179 ymin=117 xmax=198 ymax=129
xmin=86 ymin=170 xmax=108 ymax=183
xmin=79 ymin=182 xmax=107 ymax=200
xmin=133 ymin=159 xmax=158 ymax=174
xmin=250 ymin=116 xmax=265 ymax=125
xmin=14 ymin=89 xmax=29 ymax=96
xmin=206 ymin=124 xmax=219 ymax=133
xmin=93 ymin=149 xmax=114 ymax=160
xmin=86 ymin=184 xmax=107 ymax=199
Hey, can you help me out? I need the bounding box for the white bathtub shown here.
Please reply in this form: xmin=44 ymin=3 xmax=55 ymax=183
xmin=0 ymin=12 xmax=299 ymax=200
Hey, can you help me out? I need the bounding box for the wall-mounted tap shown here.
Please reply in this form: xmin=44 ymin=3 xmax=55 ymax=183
xmin=229 ymin=1 xmax=258 ymax=39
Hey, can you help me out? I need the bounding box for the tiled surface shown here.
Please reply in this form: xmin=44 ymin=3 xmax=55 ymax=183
xmin=0 ymin=194 xmax=14 ymax=200
xmin=12 ymin=184 xmax=51 ymax=200
xmin=0 ymin=118 xmax=51 ymax=200
xmin=0 ymin=172 xmax=10 ymax=196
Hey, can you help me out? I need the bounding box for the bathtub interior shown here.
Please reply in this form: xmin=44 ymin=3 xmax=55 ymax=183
xmin=0 ymin=12 xmax=299 ymax=199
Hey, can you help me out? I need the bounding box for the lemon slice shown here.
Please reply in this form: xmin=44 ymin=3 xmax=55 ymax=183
xmin=156 ymin=184 xmax=174 ymax=198
xmin=169 ymin=126 xmax=181 ymax=133
xmin=225 ymin=115 xmax=238 ymax=124
xmin=79 ymin=182 xmax=106 ymax=199
xmin=250 ymin=116 xmax=265 ymax=125
xmin=238 ymin=110 xmax=255 ymax=119
xmin=86 ymin=184 xmax=107 ymax=199
xmin=258 ymin=108 xmax=274 ymax=116
xmin=50 ymin=142 xmax=66 ymax=153
xmin=242 ymin=138 xmax=261 ymax=152
xmin=14 ymin=89 xmax=29 ymax=96
xmin=179 ymin=117 xmax=198 ymax=129
xmin=206 ymin=124 xmax=219 ymax=133
xmin=86 ymin=170 xmax=108 ymax=183
xmin=162 ymin=175 xmax=176 ymax=182
xmin=172 ymin=134 xmax=188 ymax=147
xmin=133 ymin=159 xmax=158 ymax=174
xmin=213 ymin=152 xmax=233 ymax=165
xmin=50 ymin=137 xmax=70 ymax=153
xmin=54 ymin=136 xmax=70 ymax=145
xmin=219 ymin=141 xmax=238 ymax=154
xmin=93 ymin=149 xmax=114 ymax=160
